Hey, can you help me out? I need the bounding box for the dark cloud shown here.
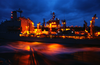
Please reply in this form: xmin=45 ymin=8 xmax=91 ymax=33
xmin=53 ymin=0 xmax=75 ymax=14
xmin=0 ymin=0 xmax=100 ymax=27
xmin=52 ymin=0 xmax=100 ymax=26
xmin=73 ymin=0 xmax=100 ymax=13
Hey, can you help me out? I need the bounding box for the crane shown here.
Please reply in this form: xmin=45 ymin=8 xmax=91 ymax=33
xmin=90 ymin=14 xmax=98 ymax=37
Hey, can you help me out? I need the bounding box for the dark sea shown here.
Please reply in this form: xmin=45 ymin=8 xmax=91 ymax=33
xmin=0 ymin=39 xmax=100 ymax=65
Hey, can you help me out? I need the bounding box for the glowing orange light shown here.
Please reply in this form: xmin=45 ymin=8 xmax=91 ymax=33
xmin=19 ymin=34 xmax=22 ymax=37
xmin=90 ymin=21 xmax=92 ymax=23
xmin=85 ymin=30 xmax=88 ymax=33
xmin=37 ymin=36 xmax=40 ymax=38
xmin=61 ymin=29 xmax=64 ymax=31
xmin=48 ymin=44 xmax=62 ymax=51
xmin=51 ymin=32 xmax=57 ymax=34
xmin=66 ymin=28 xmax=70 ymax=31
xmin=62 ymin=35 xmax=65 ymax=38
xmin=32 ymin=42 xmax=42 ymax=45
xmin=42 ymin=30 xmax=48 ymax=35
xmin=19 ymin=17 xmax=35 ymax=35
xmin=31 ymin=35 xmax=33 ymax=37
xmin=37 ymin=23 xmax=39 ymax=29
xmin=25 ymin=46 xmax=30 ymax=51
xmin=98 ymin=32 xmax=100 ymax=35
xmin=81 ymin=33 xmax=84 ymax=35
xmin=75 ymin=31 xmax=79 ymax=34
xmin=26 ymin=34 xmax=28 ymax=37
xmin=54 ymin=22 xmax=56 ymax=24
xmin=63 ymin=22 xmax=66 ymax=24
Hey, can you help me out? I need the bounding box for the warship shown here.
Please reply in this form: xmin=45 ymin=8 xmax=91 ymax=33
xmin=0 ymin=9 xmax=100 ymax=43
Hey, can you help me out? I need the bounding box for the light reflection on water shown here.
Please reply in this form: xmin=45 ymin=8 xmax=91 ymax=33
xmin=13 ymin=54 xmax=30 ymax=65
xmin=1 ymin=41 xmax=100 ymax=54
xmin=0 ymin=41 xmax=100 ymax=65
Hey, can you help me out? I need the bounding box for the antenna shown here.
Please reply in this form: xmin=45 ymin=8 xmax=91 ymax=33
xmin=17 ymin=8 xmax=23 ymax=17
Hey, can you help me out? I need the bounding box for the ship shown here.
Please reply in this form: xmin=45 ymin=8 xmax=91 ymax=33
xmin=0 ymin=9 xmax=100 ymax=44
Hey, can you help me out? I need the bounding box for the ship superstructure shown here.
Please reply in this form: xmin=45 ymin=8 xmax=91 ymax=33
xmin=0 ymin=9 xmax=100 ymax=40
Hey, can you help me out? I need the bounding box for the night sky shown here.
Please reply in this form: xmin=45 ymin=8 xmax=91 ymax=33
xmin=0 ymin=0 xmax=100 ymax=27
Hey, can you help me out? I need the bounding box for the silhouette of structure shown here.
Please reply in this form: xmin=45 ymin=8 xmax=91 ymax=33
xmin=0 ymin=9 xmax=99 ymax=40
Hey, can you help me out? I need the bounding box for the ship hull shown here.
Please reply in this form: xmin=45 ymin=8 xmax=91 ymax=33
xmin=0 ymin=33 xmax=100 ymax=44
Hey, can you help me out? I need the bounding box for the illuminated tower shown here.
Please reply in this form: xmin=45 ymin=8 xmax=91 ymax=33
xmin=37 ymin=22 xmax=41 ymax=29
xmin=46 ymin=12 xmax=61 ymax=33
xmin=90 ymin=14 xmax=98 ymax=37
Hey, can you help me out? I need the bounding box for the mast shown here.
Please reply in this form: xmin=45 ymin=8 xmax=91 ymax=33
xmin=17 ymin=8 xmax=23 ymax=17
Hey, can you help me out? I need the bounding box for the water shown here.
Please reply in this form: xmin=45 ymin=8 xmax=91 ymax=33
xmin=0 ymin=41 xmax=100 ymax=65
